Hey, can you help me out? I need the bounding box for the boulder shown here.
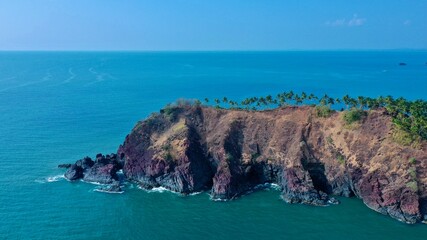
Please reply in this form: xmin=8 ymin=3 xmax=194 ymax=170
xmin=64 ymin=165 xmax=83 ymax=181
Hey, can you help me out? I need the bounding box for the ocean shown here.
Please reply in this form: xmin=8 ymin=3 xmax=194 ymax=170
xmin=0 ymin=51 xmax=426 ymax=240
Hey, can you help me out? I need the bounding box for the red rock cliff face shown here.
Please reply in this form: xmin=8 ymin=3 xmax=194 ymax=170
xmin=117 ymin=105 xmax=427 ymax=224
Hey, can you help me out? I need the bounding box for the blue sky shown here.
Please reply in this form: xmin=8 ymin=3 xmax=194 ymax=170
xmin=0 ymin=0 xmax=426 ymax=50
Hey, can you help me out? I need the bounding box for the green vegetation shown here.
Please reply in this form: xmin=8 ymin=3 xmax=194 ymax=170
xmin=161 ymin=93 xmax=426 ymax=143
xmin=409 ymin=166 xmax=417 ymax=179
xmin=163 ymin=151 xmax=173 ymax=162
xmin=161 ymin=144 xmax=174 ymax=162
xmin=409 ymin=157 xmax=417 ymax=165
xmin=387 ymin=98 xmax=427 ymax=143
xmin=161 ymin=144 xmax=172 ymax=152
xmin=392 ymin=128 xmax=417 ymax=146
xmin=315 ymin=105 xmax=334 ymax=118
xmin=336 ymin=153 xmax=346 ymax=165
xmin=407 ymin=164 xmax=418 ymax=192
xmin=161 ymin=99 xmax=198 ymax=121
xmin=161 ymin=104 xmax=179 ymax=121
xmin=251 ymin=152 xmax=260 ymax=163
xmin=406 ymin=181 xmax=418 ymax=192
xmin=342 ymin=108 xmax=367 ymax=125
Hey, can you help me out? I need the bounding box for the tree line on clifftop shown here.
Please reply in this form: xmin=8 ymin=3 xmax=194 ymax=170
xmin=168 ymin=91 xmax=426 ymax=144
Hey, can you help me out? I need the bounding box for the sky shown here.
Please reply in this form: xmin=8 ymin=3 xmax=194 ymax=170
xmin=0 ymin=0 xmax=426 ymax=51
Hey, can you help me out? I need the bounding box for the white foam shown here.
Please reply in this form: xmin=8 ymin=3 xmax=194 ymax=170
xmin=189 ymin=191 xmax=202 ymax=196
xmin=210 ymin=196 xmax=229 ymax=202
xmin=138 ymin=186 xmax=184 ymax=195
xmin=0 ymin=71 xmax=53 ymax=92
xmin=85 ymin=67 xmax=117 ymax=86
xmin=93 ymin=189 xmax=124 ymax=194
xmin=80 ymin=180 xmax=109 ymax=186
xmin=64 ymin=68 xmax=76 ymax=83
xmin=146 ymin=186 xmax=169 ymax=193
xmin=35 ymin=174 xmax=65 ymax=184
xmin=47 ymin=175 xmax=64 ymax=182
xmin=269 ymin=183 xmax=282 ymax=190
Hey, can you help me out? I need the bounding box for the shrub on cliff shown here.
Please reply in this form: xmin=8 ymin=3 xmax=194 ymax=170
xmin=315 ymin=105 xmax=334 ymax=118
xmin=343 ymin=108 xmax=367 ymax=125
xmin=392 ymin=128 xmax=421 ymax=147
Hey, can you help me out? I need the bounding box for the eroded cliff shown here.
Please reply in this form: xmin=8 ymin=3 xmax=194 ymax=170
xmin=65 ymin=105 xmax=427 ymax=224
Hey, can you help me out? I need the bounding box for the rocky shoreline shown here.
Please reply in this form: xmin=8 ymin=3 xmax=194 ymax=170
xmin=60 ymin=105 xmax=427 ymax=224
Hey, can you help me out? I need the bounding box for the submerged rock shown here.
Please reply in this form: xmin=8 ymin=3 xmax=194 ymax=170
xmin=58 ymin=164 xmax=71 ymax=169
xmin=95 ymin=181 xmax=123 ymax=193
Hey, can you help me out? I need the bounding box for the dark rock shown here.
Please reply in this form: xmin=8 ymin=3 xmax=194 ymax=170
xmin=95 ymin=154 xmax=110 ymax=165
xmin=328 ymin=197 xmax=340 ymax=205
xmin=75 ymin=157 xmax=94 ymax=170
xmin=399 ymin=62 xmax=407 ymax=66
xmin=120 ymin=121 xmax=213 ymax=194
xmin=62 ymin=154 xmax=121 ymax=184
xmin=357 ymin=170 xmax=421 ymax=224
xmin=96 ymin=181 xmax=123 ymax=193
xmin=281 ymin=167 xmax=329 ymax=206
xmin=211 ymin=160 xmax=246 ymax=200
xmin=109 ymin=181 xmax=123 ymax=192
xmin=62 ymin=105 xmax=427 ymax=224
xmin=83 ymin=163 xmax=119 ymax=184
xmin=64 ymin=165 xmax=83 ymax=181
xmin=58 ymin=164 xmax=71 ymax=169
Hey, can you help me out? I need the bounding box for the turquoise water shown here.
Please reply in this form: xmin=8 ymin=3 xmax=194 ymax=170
xmin=0 ymin=51 xmax=426 ymax=240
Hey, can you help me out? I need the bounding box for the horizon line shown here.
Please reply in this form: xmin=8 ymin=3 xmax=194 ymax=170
xmin=0 ymin=48 xmax=426 ymax=53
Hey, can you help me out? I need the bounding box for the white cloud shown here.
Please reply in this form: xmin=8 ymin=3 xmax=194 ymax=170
xmin=326 ymin=19 xmax=346 ymax=26
xmin=348 ymin=14 xmax=366 ymax=26
xmin=326 ymin=14 xmax=366 ymax=27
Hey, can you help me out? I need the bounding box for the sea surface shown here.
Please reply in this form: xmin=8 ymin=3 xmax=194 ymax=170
xmin=0 ymin=51 xmax=426 ymax=240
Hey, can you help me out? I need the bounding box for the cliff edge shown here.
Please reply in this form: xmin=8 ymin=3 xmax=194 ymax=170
xmin=65 ymin=104 xmax=427 ymax=224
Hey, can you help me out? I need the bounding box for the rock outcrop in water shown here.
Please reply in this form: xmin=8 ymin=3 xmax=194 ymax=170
xmin=62 ymin=105 xmax=427 ymax=224
xmin=63 ymin=154 xmax=123 ymax=184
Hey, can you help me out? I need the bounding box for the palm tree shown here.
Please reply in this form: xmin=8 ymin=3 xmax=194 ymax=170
xmin=259 ymin=97 xmax=267 ymax=108
xmin=327 ymin=96 xmax=335 ymax=106
xmin=294 ymin=94 xmax=302 ymax=105
xmin=301 ymin=92 xmax=307 ymax=104
xmin=285 ymin=91 xmax=294 ymax=105
xmin=342 ymin=94 xmax=351 ymax=109
xmin=266 ymin=95 xmax=273 ymax=108
xmin=320 ymin=94 xmax=329 ymax=106
xmin=377 ymin=96 xmax=385 ymax=108
xmin=229 ymin=100 xmax=237 ymax=109
xmin=214 ymin=98 xmax=220 ymax=108
xmin=308 ymin=93 xmax=318 ymax=105
xmin=357 ymin=96 xmax=366 ymax=109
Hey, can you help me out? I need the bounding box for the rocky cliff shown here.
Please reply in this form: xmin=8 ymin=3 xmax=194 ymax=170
xmin=64 ymin=105 xmax=427 ymax=224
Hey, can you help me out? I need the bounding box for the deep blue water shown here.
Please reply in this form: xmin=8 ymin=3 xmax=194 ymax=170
xmin=0 ymin=51 xmax=426 ymax=240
